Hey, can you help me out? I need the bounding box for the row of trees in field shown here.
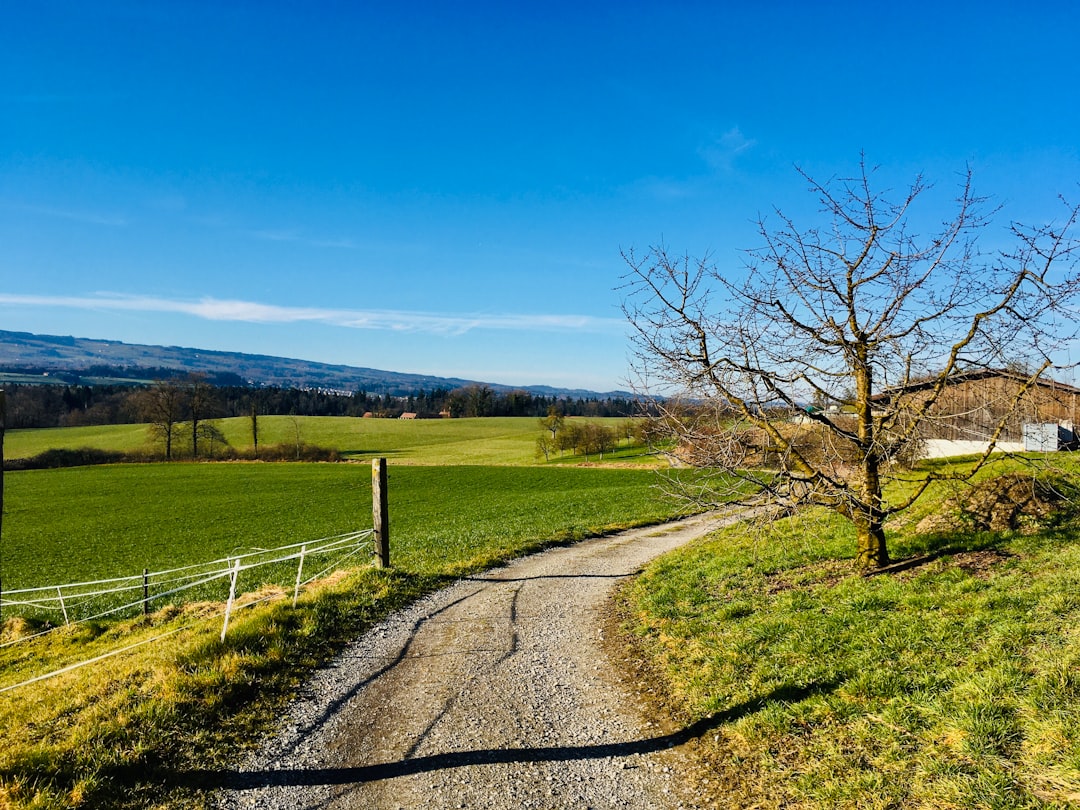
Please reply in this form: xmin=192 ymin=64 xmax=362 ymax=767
xmin=535 ymin=409 xmax=641 ymax=461
xmin=0 ymin=380 xmax=636 ymax=430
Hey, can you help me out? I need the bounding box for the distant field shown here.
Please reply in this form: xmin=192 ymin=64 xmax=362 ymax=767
xmin=0 ymin=372 xmax=151 ymax=386
xmin=4 ymin=415 xmax=650 ymax=466
xmin=5 ymin=423 xmax=153 ymax=458
xmin=2 ymin=463 xmax=686 ymax=592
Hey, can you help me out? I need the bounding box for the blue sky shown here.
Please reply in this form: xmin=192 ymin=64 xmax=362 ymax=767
xmin=3 ymin=1 xmax=1079 ymax=392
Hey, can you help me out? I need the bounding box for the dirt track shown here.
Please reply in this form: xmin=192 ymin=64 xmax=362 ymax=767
xmin=215 ymin=511 xmax=741 ymax=809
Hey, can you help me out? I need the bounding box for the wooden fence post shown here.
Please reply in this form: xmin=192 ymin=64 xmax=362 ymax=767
xmin=221 ymin=558 xmax=241 ymax=642
xmin=143 ymin=568 xmax=150 ymax=616
xmin=0 ymin=390 xmax=5 ymax=623
xmin=372 ymin=458 xmax=390 ymax=568
xmin=292 ymin=544 xmax=307 ymax=607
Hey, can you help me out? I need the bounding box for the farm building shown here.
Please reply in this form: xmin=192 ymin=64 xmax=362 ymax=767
xmin=667 ymin=369 xmax=1080 ymax=468
xmin=873 ymin=369 xmax=1080 ymax=456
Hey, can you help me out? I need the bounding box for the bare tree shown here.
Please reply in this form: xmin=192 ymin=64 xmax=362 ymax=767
xmin=185 ymin=374 xmax=219 ymax=459
xmin=250 ymin=402 xmax=259 ymax=459
xmin=196 ymin=421 xmax=229 ymax=458
xmin=135 ymin=380 xmax=185 ymax=461
xmin=622 ymin=161 xmax=1080 ymax=569
xmin=288 ymin=414 xmax=304 ymax=460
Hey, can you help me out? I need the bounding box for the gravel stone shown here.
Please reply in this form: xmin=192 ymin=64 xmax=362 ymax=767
xmin=215 ymin=512 xmax=743 ymax=809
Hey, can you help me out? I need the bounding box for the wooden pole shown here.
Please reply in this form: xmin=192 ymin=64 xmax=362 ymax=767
xmin=292 ymin=544 xmax=306 ymax=607
xmin=0 ymin=390 xmax=5 ymax=623
xmin=372 ymin=458 xmax=390 ymax=568
xmin=143 ymin=568 xmax=150 ymax=617
xmin=221 ymin=558 xmax=241 ymax=642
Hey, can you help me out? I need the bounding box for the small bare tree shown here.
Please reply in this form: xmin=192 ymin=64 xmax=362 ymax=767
xmin=185 ymin=374 xmax=219 ymax=459
xmin=196 ymin=421 xmax=229 ymax=458
xmin=250 ymin=402 xmax=259 ymax=459
xmin=135 ymin=380 xmax=185 ymax=461
xmin=622 ymin=161 xmax=1080 ymax=569
xmin=289 ymin=414 xmax=304 ymax=460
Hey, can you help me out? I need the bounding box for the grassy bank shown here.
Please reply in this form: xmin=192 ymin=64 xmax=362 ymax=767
xmin=617 ymin=462 xmax=1080 ymax=807
xmin=0 ymin=462 xmax=694 ymax=809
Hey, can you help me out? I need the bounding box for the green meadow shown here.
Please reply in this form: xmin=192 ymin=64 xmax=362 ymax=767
xmin=3 ymin=462 xmax=680 ymax=591
xmin=8 ymin=417 xmax=1079 ymax=808
xmin=4 ymin=415 xmax=644 ymax=465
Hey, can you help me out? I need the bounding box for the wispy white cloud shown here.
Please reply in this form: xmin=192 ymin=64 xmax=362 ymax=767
xmin=244 ymin=228 xmax=301 ymax=242
xmin=720 ymin=126 xmax=756 ymax=155
xmin=0 ymin=293 xmax=624 ymax=336
xmin=244 ymin=228 xmax=357 ymax=249
xmin=631 ymin=176 xmax=700 ymax=201
xmin=627 ymin=127 xmax=760 ymax=201
xmin=2 ymin=201 xmax=129 ymax=227
xmin=700 ymin=126 xmax=757 ymax=171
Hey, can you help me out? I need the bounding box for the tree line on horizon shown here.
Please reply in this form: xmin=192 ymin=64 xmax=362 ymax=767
xmin=0 ymin=378 xmax=639 ymax=431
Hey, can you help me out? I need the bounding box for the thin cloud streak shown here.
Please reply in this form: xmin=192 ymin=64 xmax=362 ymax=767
xmin=0 ymin=293 xmax=624 ymax=336
xmin=2 ymin=201 xmax=129 ymax=227
xmin=243 ymin=229 xmax=358 ymax=249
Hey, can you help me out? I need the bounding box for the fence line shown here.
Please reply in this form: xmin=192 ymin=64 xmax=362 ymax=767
xmin=0 ymin=550 xmax=364 ymax=695
xmin=0 ymin=625 xmax=190 ymax=694
xmin=0 ymin=528 xmax=380 ymax=692
xmin=0 ymin=528 xmax=375 ymax=649
xmin=3 ymin=530 xmax=371 ymax=598
xmin=0 ymin=456 xmax=393 ymax=693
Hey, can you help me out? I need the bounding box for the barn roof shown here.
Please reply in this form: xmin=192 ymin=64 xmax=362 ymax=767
xmin=873 ymin=369 xmax=1080 ymax=402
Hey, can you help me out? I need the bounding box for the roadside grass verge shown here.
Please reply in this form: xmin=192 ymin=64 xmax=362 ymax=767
xmin=0 ymin=463 xmax=698 ymax=809
xmin=617 ymin=457 xmax=1080 ymax=807
xmin=0 ymin=567 xmax=428 ymax=810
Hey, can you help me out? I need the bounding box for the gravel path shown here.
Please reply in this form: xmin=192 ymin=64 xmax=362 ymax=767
xmin=215 ymin=511 xmax=741 ymax=810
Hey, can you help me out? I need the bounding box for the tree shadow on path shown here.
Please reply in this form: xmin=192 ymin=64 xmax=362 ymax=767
xmin=173 ymin=681 xmax=837 ymax=791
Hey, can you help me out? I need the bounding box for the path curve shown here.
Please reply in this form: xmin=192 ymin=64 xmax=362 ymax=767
xmin=216 ymin=511 xmax=741 ymax=810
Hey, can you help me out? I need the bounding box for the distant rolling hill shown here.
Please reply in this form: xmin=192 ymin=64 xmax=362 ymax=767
xmin=0 ymin=330 xmax=628 ymax=398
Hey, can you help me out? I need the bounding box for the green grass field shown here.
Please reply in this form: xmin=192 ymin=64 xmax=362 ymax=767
xmin=2 ymin=463 xmax=682 ymax=593
xmin=4 ymin=415 xmax=648 ymax=465
xmin=619 ymin=459 xmax=1080 ymax=808
xmin=5 ymin=422 xmax=153 ymax=458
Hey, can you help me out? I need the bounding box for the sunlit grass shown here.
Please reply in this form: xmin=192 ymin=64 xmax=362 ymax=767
xmin=2 ymin=463 xmax=681 ymax=590
xmin=618 ymin=457 xmax=1080 ymax=808
xmin=5 ymin=415 xmax=652 ymax=466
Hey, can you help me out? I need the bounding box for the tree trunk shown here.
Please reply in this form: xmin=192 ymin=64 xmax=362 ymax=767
xmin=853 ymin=347 xmax=889 ymax=570
xmin=854 ymin=513 xmax=888 ymax=570
xmin=251 ymin=405 xmax=259 ymax=458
